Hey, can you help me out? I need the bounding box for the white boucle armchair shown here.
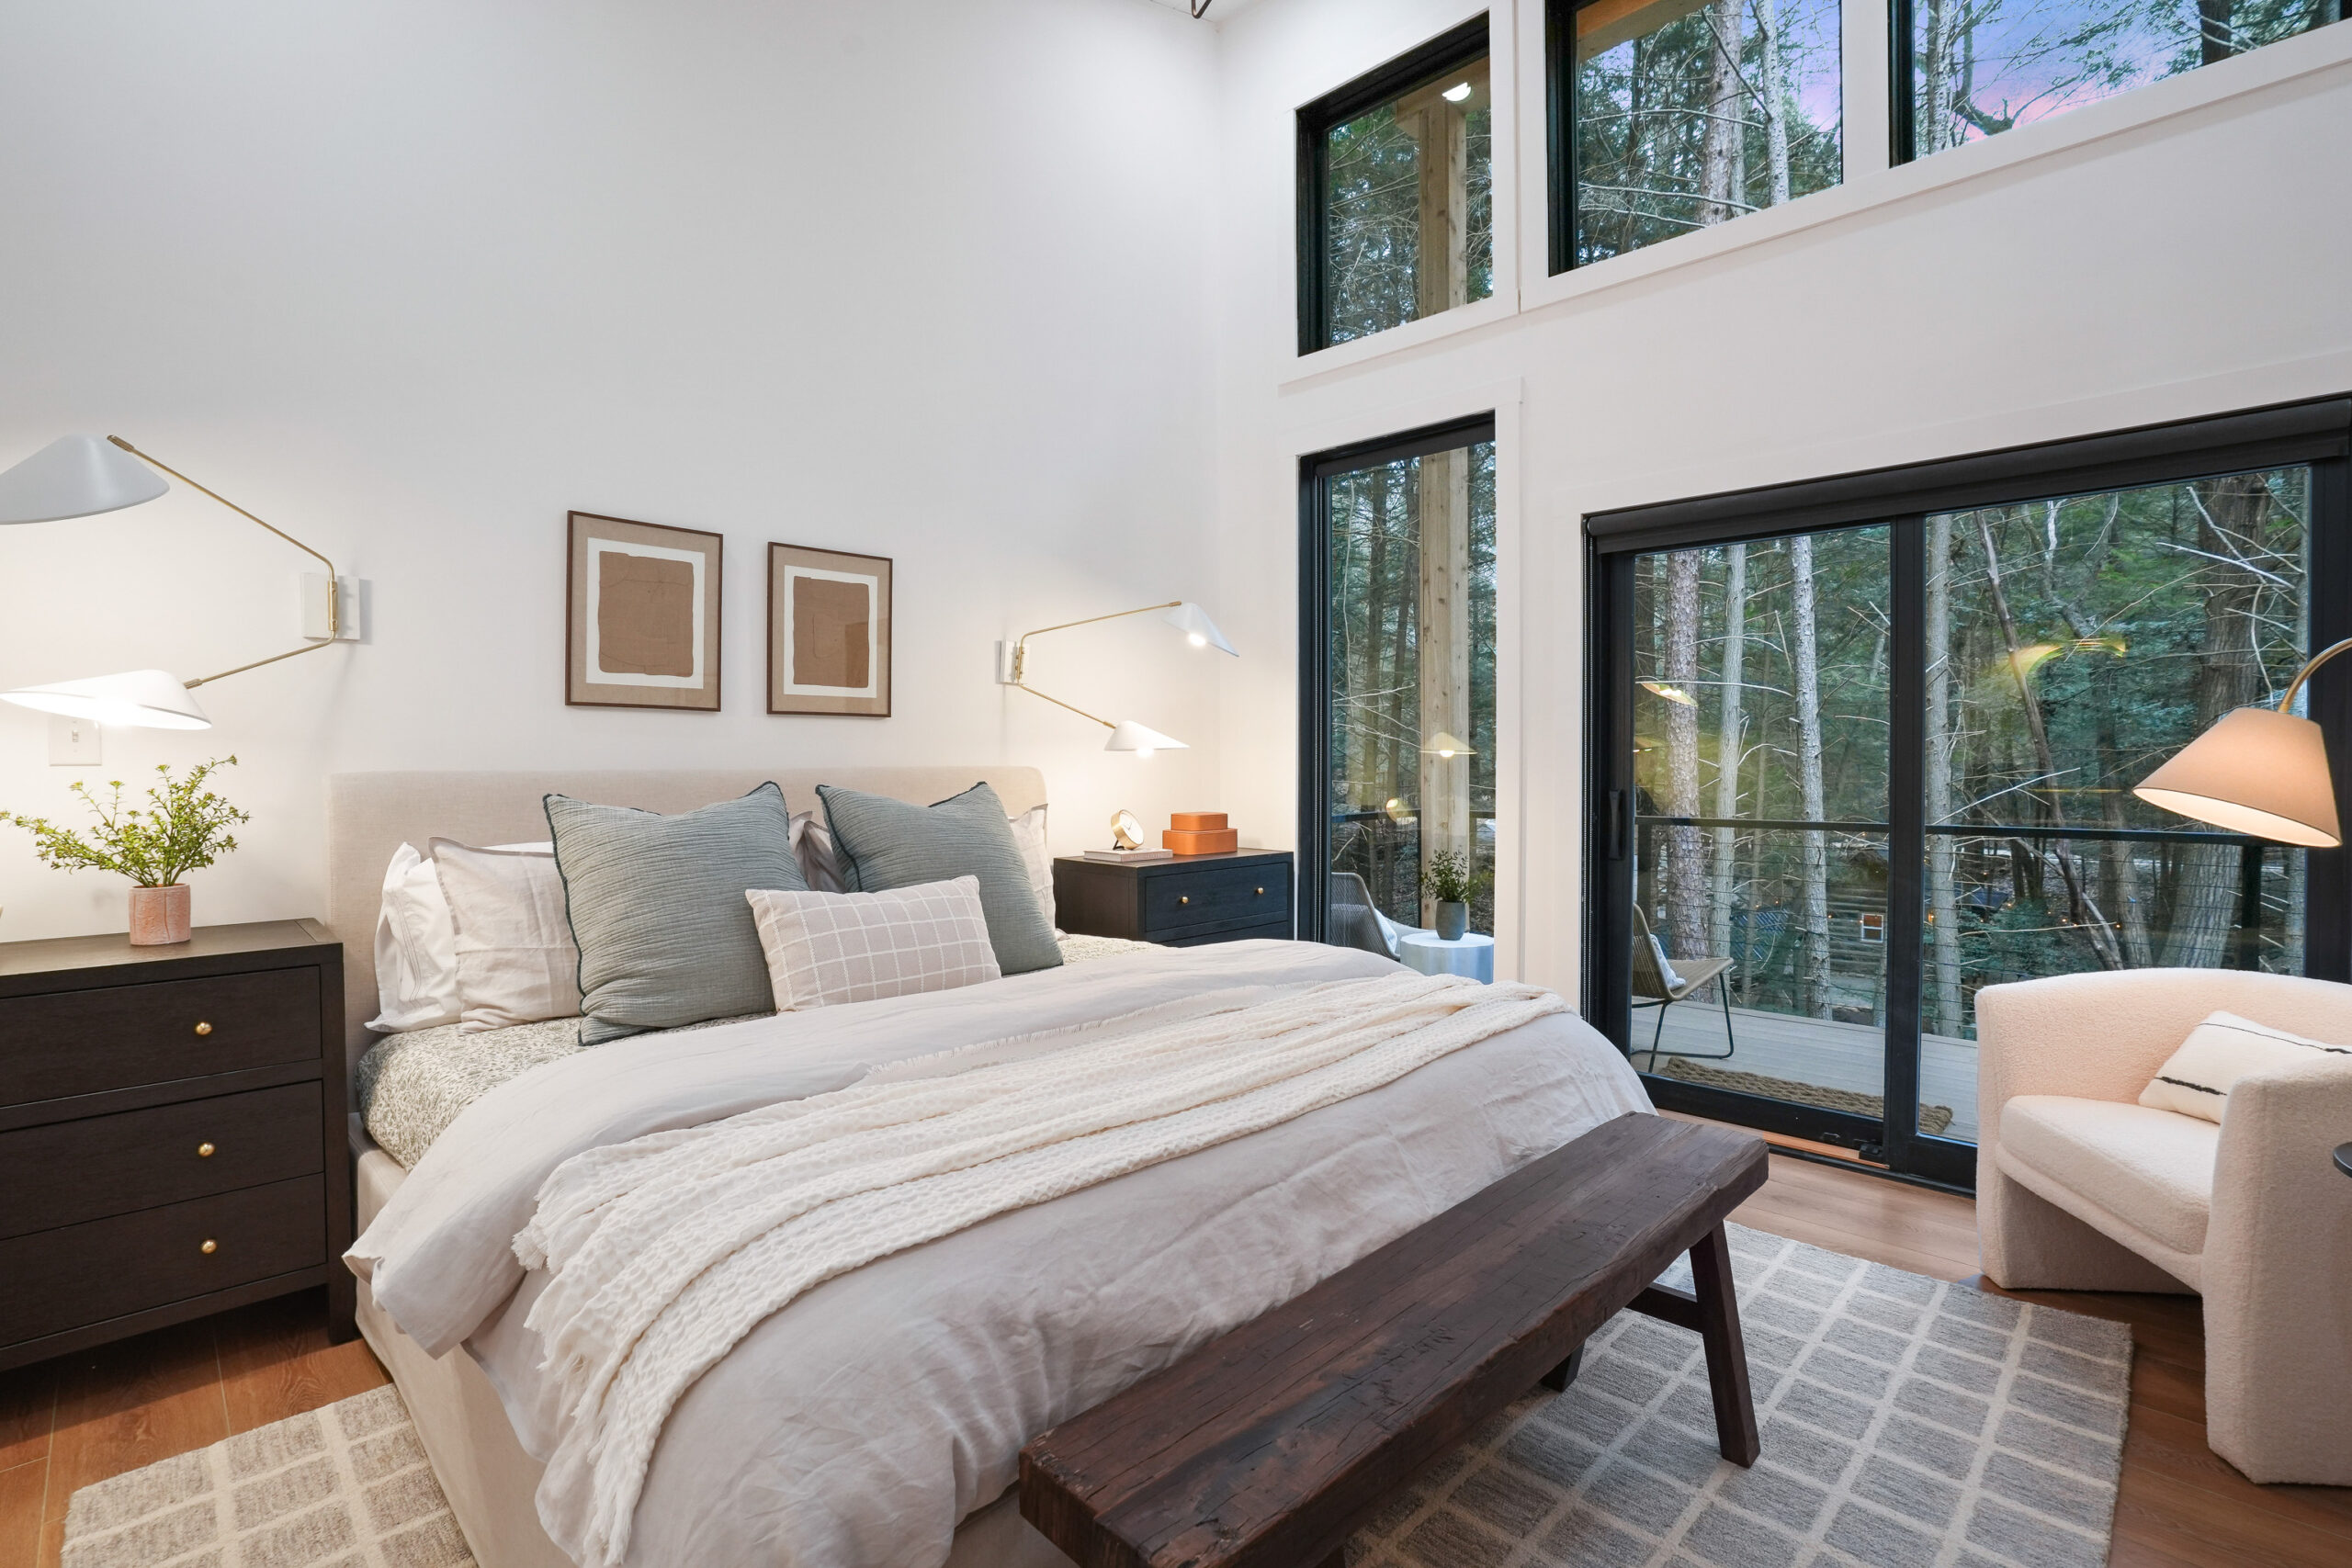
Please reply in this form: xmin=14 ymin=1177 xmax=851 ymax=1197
xmin=1975 ymin=967 xmax=2352 ymax=1485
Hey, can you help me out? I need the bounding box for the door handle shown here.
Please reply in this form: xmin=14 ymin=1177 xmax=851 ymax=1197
xmin=1607 ymin=790 xmax=1626 ymax=861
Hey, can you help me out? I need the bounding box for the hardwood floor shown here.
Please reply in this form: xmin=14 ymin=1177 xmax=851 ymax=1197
xmin=0 ymin=1151 xmax=2343 ymax=1567
xmin=0 ymin=1289 xmax=388 ymax=1568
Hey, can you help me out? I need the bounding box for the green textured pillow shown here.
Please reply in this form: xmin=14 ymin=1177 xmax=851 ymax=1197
xmin=545 ymin=783 xmax=808 ymax=1043
xmin=817 ymin=781 xmax=1062 ymax=976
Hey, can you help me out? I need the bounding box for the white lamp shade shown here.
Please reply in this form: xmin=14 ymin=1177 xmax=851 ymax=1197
xmin=1105 ymin=718 xmax=1187 ymax=755
xmin=1162 ymin=602 xmax=1238 ymax=656
xmin=1426 ymin=730 xmax=1476 ymax=759
xmin=0 ymin=434 xmax=168 ymax=525
xmin=2134 ymin=705 xmax=2340 ymax=848
xmin=0 ymin=669 xmax=211 ymax=730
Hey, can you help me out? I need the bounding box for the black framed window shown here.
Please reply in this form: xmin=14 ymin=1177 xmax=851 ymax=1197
xmin=1299 ymin=415 xmax=1499 ymax=947
xmin=1545 ymin=0 xmax=1843 ymax=275
xmin=1297 ymin=17 xmax=1494 ymax=355
xmin=1893 ymin=0 xmax=2345 ymax=161
xmin=1585 ymin=398 xmax=2351 ymax=1188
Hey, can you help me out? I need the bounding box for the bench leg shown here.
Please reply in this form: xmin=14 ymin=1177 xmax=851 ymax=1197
xmin=1539 ymin=1345 xmax=1585 ymax=1393
xmin=1690 ymin=1222 xmax=1759 ymax=1466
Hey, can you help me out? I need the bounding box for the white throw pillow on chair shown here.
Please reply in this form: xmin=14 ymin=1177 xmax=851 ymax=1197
xmin=2139 ymin=1010 xmax=2352 ymax=1122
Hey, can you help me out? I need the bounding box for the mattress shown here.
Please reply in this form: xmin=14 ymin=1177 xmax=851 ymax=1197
xmin=358 ymin=932 xmax=1155 ymax=1169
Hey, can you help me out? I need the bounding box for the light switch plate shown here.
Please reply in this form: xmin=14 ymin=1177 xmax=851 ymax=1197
xmin=49 ymin=715 xmax=101 ymax=765
xmin=301 ymin=573 xmax=363 ymax=641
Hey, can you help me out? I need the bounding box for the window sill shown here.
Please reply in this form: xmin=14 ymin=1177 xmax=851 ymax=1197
xmin=1281 ymin=291 xmax=1520 ymax=388
xmin=1277 ymin=23 xmax=2352 ymax=393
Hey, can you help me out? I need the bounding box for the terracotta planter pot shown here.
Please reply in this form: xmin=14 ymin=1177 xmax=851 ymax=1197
xmin=130 ymin=884 xmax=192 ymax=946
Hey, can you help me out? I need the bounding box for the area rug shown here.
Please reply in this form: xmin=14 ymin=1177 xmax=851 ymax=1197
xmin=60 ymin=1383 xmax=470 ymax=1568
xmin=65 ymin=1228 xmax=2129 ymax=1568
xmin=1657 ymin=1059 xmax=1958 ymax=1137
xmin=1348 ymin=1223 xmax=2131 ymax=1568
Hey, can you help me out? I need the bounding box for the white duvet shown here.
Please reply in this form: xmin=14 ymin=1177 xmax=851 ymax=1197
xmin=348 ymin=941 xmax=1651 ymax=1568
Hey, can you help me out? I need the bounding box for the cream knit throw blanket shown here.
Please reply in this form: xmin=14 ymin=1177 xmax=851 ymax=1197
xmin=512 ymin=971 xmax=1565 ymax=1567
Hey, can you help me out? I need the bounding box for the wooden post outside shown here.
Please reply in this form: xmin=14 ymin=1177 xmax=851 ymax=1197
xmin=1418 ymin=449 xmax=1473 ymax=925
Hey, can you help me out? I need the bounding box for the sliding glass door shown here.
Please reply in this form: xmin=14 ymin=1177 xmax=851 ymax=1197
xmin=1588 ymin=404 xmax=2350 ymax=1186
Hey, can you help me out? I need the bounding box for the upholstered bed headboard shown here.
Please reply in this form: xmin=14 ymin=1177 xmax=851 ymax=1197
xmin=324 ymin=767 xmax=1049 ymax=1100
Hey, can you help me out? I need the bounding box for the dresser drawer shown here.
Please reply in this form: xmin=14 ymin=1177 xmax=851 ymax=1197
xmin=0 ymin=1175 xmax=324 ymax=1348
xmin=1143 ymin=861 xmax=1293 ymax=936
xmin=0 ymin=1083 xmax=323 ymax=1241
xmin=1161 ymin=919 xmax=1292 ymax=948
xmin=0 ymin=968 xmax=320 ymax=1107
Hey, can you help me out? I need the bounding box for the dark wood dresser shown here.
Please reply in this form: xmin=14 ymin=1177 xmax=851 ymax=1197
xmin=1053 ymin=850 xmax=1295 ymax=946
xmin=0 ymin=920 xmax=350 ymax=1373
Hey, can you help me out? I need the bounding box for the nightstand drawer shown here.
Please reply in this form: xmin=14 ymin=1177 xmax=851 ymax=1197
xmin=0 ymin=1175 xmax=325 ymax=1348
xmin=0 ymin=968 xmax=320 ymax=1107
xmin=0 ymin=1083 xmax=323 ymax=1240
xmin=1161 ymin=919 xmax=1292 ymax=948
xmin=1143 ymin=861 xmax=1293 ymax=935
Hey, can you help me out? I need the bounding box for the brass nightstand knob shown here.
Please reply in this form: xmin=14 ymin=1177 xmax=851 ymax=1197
xmin=197 ymin=1142 xmax=215 ymax=1157
xmin=200 ymin=1239 xmax=218 ymax=1255
xmin=1179 ymin=896 xmax=1190 ymax=906
xmin=1256 ymin=886 xmax=1265 ymax=896
xmin=193 ymin=1021 xmax=213 ymax=1037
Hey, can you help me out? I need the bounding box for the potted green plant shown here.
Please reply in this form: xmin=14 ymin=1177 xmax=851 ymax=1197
xmin=1423 ymin=849 xmax=1487 ymax=942
xmin=5 ymin=758 xmax=249 ymax=944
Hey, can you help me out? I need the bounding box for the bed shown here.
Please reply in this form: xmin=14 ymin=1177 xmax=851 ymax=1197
xmin=326 ymin=768 xmax=1653 ymax=1568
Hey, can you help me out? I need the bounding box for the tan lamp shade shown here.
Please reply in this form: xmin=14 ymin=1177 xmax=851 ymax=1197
xmin=2133 ymin=705 xmax=2341 ymax=848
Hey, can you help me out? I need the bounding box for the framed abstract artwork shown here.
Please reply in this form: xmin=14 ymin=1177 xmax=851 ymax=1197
xmin=767 ymin=542 xmax=891 ymax=716
xmin=565 ymin=512 xmax=723 ymax=711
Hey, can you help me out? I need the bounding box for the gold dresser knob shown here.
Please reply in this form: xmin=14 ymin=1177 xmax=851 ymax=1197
xmin=1179 ymin=896 xmax=1190 ymax=906
xmin=1256 ymin=886 xmax=1265 ymax=896
xmin=200 ymin=1239 xmax=218 ymax=1255
xmin=198 ymin=1143 xmax=215 ymax=1157
xmin=193 ymin=1021 xmax=213 ymax=1037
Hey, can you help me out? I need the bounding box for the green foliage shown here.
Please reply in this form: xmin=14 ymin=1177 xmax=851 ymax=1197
xmin=1424 ymin=849 xmax=1488 ymax=906
xmin=6 ymin=758 xmax=250 ymax=887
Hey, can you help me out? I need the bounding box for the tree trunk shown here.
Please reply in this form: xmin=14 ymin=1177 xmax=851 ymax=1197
xmin=1791 ymin=535 xmax=1831 ymax=1018
xmin=1753 ymin=0 xmax=1792 ymax=207
xmin=2161 ymin=476 xmax=2271 ymax=966
xmin=1925 ymin=514 xmax=1964 ymax=1034
xmin=1710 ymin=545 xmax=1748 ymax=964
xmin=1419 ymin=449 xmax=1473 ymax=925
xmin=1663 ymin=550 xmax=1708 ymax=963
xmin=1973 ymin=511 xmax=2126 ymax=970
xmin=1700 ymin=0 xmax=1747 ymax=225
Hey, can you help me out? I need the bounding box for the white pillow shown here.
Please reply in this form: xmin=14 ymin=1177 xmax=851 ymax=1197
xmin=1649 ymin=935 xmax=1687 ymax=991
xmin=368 ymin=839 xmax=552 ymax=1032
xmin=2139 ymin=1010 xmax=2352 ymax=1122
xmin=746 ymin=876 xmax=1001 ymax=1010
xmin=788 ymin=810 xmax=851 ymax=894
xmin=429 ymin=839 xmax=581 ymax=1032
xmin=1006 ymin=804 xmax=1057 ymax=933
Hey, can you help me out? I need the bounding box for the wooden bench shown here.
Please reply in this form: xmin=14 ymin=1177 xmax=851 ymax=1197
xmin=1019 ymin=1112 xmax=1769 ymax=1568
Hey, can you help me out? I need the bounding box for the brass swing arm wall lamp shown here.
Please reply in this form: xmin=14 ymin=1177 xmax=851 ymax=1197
xmin=0 ymin=434 xmax=346 ymax=730
xmin=1001 ymin=600 xmax=1237 ymax=757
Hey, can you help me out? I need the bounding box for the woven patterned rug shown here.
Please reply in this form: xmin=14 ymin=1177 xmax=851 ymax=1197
xmin=1348 ymin=1223 xmax=2131 ymax=1568
xmin=1657 ymin=1059 xmax=1958 ymax=1137
xmin=61 ymin=1383 xmax=471 ymax=1568
xmin=65 ymin=1228 xmax=2129 ymax=1568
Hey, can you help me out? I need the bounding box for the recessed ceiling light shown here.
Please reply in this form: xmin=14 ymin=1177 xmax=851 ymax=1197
xmin=1442 ymin=82 xmax=1473 ymax=102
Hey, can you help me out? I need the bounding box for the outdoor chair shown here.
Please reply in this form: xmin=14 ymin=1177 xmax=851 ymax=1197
xmin=1631 ymin=906 xmax=1737 ymax=1066
xmin=1327 ymin=871 xmax=1398 ymax=958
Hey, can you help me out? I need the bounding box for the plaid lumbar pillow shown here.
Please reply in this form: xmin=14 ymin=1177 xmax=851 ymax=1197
xmin=747 ymin=876 xmax=1001 ymax=1010
xmin=2138 ymin=1010 xmax=2352 ymax=1122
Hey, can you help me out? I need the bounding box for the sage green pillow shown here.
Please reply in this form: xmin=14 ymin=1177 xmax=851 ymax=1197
xmin=817 ymin=781 xmax=1062 ymax=976
xmin=545 ymin=783 xmax=807 ymax=1043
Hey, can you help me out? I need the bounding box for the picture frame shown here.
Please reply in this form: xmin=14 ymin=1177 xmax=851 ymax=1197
xmin=767 ymin=542 xmax=892 ymax=716
xmin=566 ymin=512 xmax=723 ymax=711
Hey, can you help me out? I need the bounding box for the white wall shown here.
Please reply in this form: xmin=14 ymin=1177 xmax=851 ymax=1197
xmin=1206 ymin=0 xmax=2352 ymax=996
xmin=0 ymin=0 xmax=1227 ymax=942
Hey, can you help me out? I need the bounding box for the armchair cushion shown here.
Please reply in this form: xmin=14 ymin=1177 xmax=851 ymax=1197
xmin=2138 ymin=1010 xmax=2352 ymax=1122
xmin=1998 ymin=1096 xmax=2218 ymax=1265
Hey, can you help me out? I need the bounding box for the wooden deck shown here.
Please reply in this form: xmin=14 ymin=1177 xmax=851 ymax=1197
xmin=1639 ymin=1000 xmax=1982 ymax=1142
